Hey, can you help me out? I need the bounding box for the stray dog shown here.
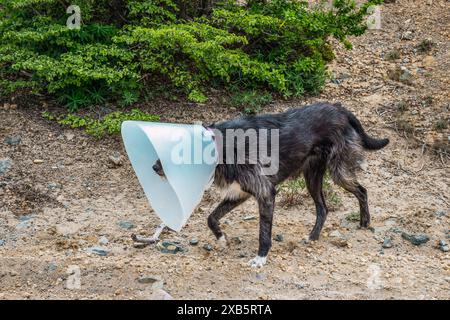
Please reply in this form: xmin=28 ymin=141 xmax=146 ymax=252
xmin=153 ymin=102 xmax=389 ymax=267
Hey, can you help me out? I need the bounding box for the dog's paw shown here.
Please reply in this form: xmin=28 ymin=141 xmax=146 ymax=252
xmin=248 ymin=256 xmax=267 ymax=268
xmin=217 ymin=234 xmax=228 ymax=249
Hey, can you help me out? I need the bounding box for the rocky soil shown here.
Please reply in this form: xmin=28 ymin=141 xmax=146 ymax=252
xmin=0 ymin=0 xmax=449 ymax=299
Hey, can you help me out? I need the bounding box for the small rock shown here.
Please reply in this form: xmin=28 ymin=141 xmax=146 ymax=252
xmin=16 ymin=220 xmax=31 ymax=230
xmin=274 ymin=234 xmax=284 ymax=242
xmin=243 ymin=215 xmax=257 ymax=221
xmin=401 ymin=31 xmax=413 ymax=40
xmin=255 ymin=273 xmax=267 ymax=281
xmin=108 ymin=152 xmax=123 ymax=167
xmin=189 ymin=238 xmax=199 ymax=246
xmin=438 ymin=240 xmax=449 ymax=253
xmin=399 ymin=68 xmax=413 ymax=84
xmin=0 ymin=158 xmax=12 ymax=176
xmin=329 ymin=230 xmax=349 ymax=248
xmin=231 ymin=236 xmax=242 ymax=245
xmin=133 ymin=242 xmax=147 ymax=249
xmin=0 ymin=239 xmax=5 ymax=246
xmin=64 ymin=132 xmax=75 ymax=141
xmin=48 ymin=183 xmax=60 ymax=190
xmin=382 ymin=238 xmax=393 ymax=249
xmin=118 ymin=221 xmax=135 ymax=230
xmin=88 ymin=246 xmax=109 ymax=256
xmin=4 ymin=136 xmax=21 ymax=146
xmin=33 ymin=159 xmax=44 ymax=164
xmin=238 ymin=252 xmax=246 ymax=258
xmin=401 ymin=233 xmax=430 ymax=246
xmin=434 ymin=210 xmax=446 ymax=218
xmin=157 ymin=241 xmax=182 ymax=254
xmin=98 ymin=236 xmax=109 ymax=245
xmin=46 ymin=263 xmax=57 ymax=272
xmin=329 ymin=230 xmax=342 ymax=238
xmin=294 ymin=283 xmax=305 ymax=289
xmin=203 ymin=244 xmax=213 ymax=252
xmin=137 ymin=275 xmax=162 ymax=285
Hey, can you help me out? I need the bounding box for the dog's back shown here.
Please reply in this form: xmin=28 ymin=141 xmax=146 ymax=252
xmin=212 ymin=102 xmax=388 ymax=185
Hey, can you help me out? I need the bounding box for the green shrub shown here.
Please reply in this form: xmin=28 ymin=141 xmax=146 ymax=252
xmin=44 ymin=108 xmax=160 ymax=137
xmin=1 ymin=0 xmax=382 ymax=108
xmin=278 ymin=173 xmax=341 ymax=209
xmin=231 ymin=90 xmax=273 ymax=114
xmin=417 ymin=38 xmax=434 ymax=53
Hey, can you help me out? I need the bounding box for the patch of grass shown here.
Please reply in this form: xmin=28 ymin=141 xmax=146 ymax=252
xmin=417 ymin=38 xmax=435 ymax=53
xmin=278 ymin=173 xmax=342 ymax=210
xmin=278 ymin=177 xmax=306 ymax=207
xmin=422 ymin=95 xmax=434 ymax=107
xmin=346 ymin=211 xmax=360 ymax=222
xmin=395 ymin=101 xmax=409 ymax=113
xmin=434 ymin=119 xmax=448 ymax=131
xmin=231 ymin=90 xmax=273 ymax=115
xmin=42 ymin=109 xmax=160 ymax=138
xmin=386 ymin=49 xmax=401 ymax=61
xmin=396 ymin=119 xmax=416 ymax=134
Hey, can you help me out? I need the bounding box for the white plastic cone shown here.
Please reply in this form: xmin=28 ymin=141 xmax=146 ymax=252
xmin=121 ymin=121 xmax=217 ymax=231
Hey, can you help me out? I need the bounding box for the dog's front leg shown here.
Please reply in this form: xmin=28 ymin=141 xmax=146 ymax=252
xmin=208 ymin=196 xmax=249 ymax=248
xmin=249 ymin=195 xmax=275 ymax=268
xmin=131 ymin=223 xmax=166 ymax=244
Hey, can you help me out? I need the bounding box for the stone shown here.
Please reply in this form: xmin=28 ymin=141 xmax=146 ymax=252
xmin=118 ymin=221 xmax=135 ymax=230
xmin=329 ymin=230 xmax=349 ymax=248
xmin=0 ymin=239 xmax=5 ymax=246
xmin=48 ymin=183 xmax=60 ymax=190
xmin=231 ymin=237 xmax=242 ymax=245
xmin=434 ymin=210 xmax=446 ymax=218
xmin=401 ymin=31 xmax=413 ymax=40
xmin=399 ymin=68 xmax=413 ymax=84
xmin=64 ymin=132 xmax=75 ymax=141
xmin=156 ymin=241 xmax=182 ymax=254
xmin=255 ymin=273 xmax=267 ymax=281
xmin=382 ymin=238 xmax=393 ymax=249
xmin=438 ymin=240 xmax=449 ymax=252
xmin=108 ymin=152 xmax=123 ymax=167
xmin=88 ymin=246 xmax=109 ymax=256
xmin=16 ymin=220 xmax=31 ymax=230
xmin=274 ymin=234 xmax=284 ymax=242
xmin=203 ymin=244 xmax=213 ymax=252
xmin=243 ymin=215 xmax=257 ymax=221
xmin=189 ymin=238 xmax=199 ymax=246
xmin=0 ymin=158 xmax=12 ymax=176
xmin=401 ymin=233 xmax=430 ymax=246
xmin=98 ymin=236 xmax=109 ymax=245
xmin=46 ymin=263 xmax=57 ymax=272
xmin=137 ymin=275 xmax=162 ymax=285
xmin=33 ymin=159 xmax=44 ymax=164
xmin=4 ymin=136 xmax=21 ymax=146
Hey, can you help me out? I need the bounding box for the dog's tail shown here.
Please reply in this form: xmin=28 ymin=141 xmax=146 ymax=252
xmin=346 ymin=110 xmax=389 ymax=150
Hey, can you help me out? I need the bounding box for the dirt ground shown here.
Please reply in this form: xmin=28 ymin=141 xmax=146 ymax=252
xmin=0 ymin=0 xmax=449 ymax=300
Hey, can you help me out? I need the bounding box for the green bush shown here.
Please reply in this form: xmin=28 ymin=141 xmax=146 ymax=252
xmin=231 ymin=90 xmax=273 ymax=114
xmin=1 ymin=0 xmax=382 ymax=109
xmin=43 ymin=108 xmax=160 ymax=137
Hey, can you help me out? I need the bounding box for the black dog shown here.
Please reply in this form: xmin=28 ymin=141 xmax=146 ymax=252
xmin=154 ymin=102 xmax=389 ymax=267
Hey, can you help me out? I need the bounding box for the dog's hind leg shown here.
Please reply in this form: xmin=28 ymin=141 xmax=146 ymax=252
xmin=331 ymin=166 xmax=370 ymax=228
xmin=207 ymin=195 xmax=249 ymax=246
xmin=303 ymin=159 xmax=328 ymax=241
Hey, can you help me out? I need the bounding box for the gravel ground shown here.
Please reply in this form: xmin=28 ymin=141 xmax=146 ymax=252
xmin=0 ymin=0 xmax=449 ymax=299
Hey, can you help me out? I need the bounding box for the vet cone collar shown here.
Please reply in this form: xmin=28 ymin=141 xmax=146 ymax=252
xmin=121 ymin=121 xmax=217 ymax=231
